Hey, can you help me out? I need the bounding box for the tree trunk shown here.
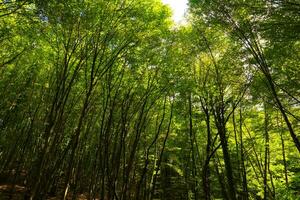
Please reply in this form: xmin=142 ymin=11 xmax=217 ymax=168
xmin=264 ymin=103 xmax=269 ymax=200
xmin=201 ymin=100 xmax=211 ymax=200
xmin=188 ymin=94 xmax=198 ymax=200
xmin=214 ymin=105 xmax=237 ymax=200
xmin=239 ymin=107 xmax=249 ymax=200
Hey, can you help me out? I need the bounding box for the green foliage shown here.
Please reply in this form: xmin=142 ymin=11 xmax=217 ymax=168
xmin=0 ymin=0 xmax=299 ymax=199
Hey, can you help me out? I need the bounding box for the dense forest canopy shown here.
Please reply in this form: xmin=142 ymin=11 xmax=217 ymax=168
xmin=0 ymin=0 xmax=300 ymax=199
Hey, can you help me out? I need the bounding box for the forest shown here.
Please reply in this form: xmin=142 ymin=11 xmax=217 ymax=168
xmin=0 ymin=0 xmax=300 ymax=199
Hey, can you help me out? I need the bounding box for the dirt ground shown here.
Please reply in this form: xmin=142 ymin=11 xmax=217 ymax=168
xmin=0 ymin=185 xmax=90 ymax=200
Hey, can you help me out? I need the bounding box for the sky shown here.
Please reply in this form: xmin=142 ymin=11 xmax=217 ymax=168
xmin=161 ymin=0 xmax=188 ymax=24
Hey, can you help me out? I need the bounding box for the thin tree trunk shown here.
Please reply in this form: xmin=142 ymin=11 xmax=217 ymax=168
xmin=280 ymin=128 xmax=289 ymax=186
xmin=188 ymin=94 xmax=198 ymax=200
xmin=239 ymin=107 xmax=249 ymax=200
xmin=214 ymin=105 xmax=237 ymax=200
xmin=150 ymin=100 xmax=173 ymax=200
xmin=136 ymin=97 xmax=167 ymax=200
xmin=201 ymin=100 xmax=211 ymax=200
xmin=264 ymin=103 xmax=269 ymax=200
xmin=214 ymin=157 xmax=228 ymax=200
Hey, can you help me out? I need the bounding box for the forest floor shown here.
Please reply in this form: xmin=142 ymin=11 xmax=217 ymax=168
xmin=0 ymin=184 xmax=90 ymax=200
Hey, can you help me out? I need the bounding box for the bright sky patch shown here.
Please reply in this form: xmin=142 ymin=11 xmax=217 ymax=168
xmin=161 ymin=0 xmax=188 ymax=24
